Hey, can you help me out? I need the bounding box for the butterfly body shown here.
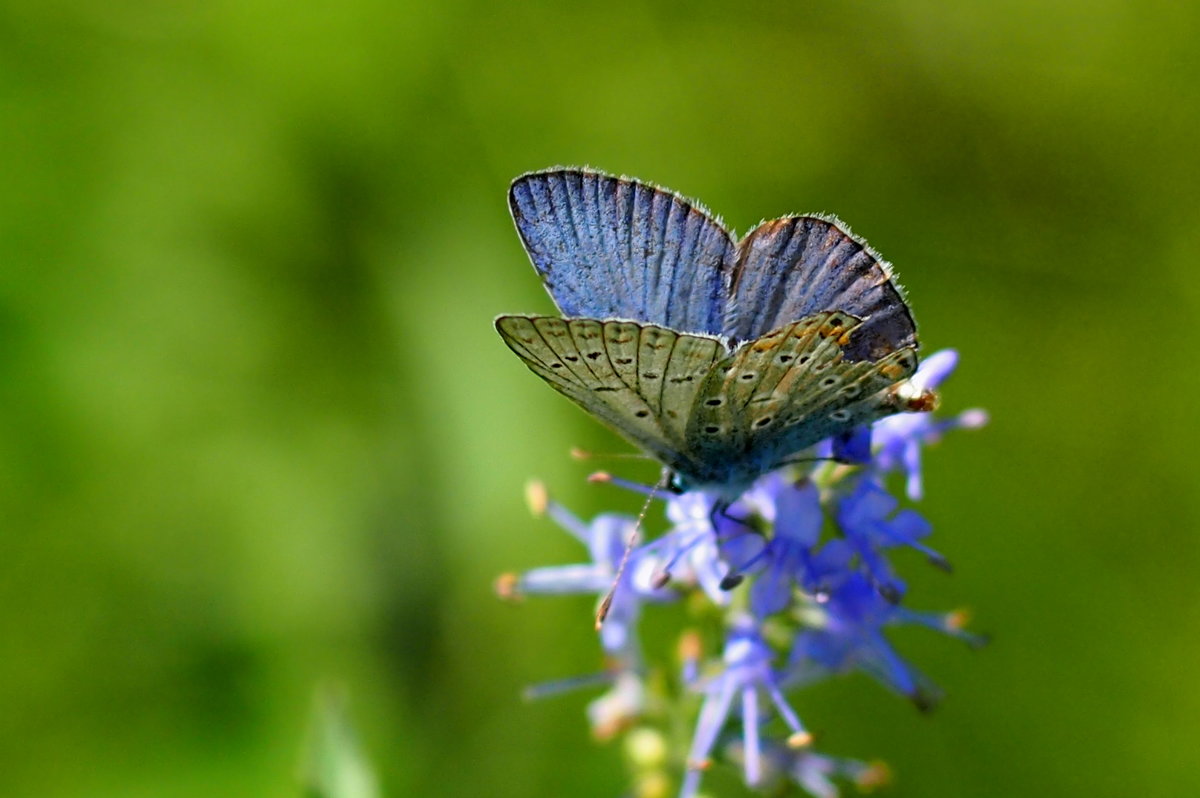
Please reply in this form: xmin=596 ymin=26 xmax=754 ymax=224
xmin=498 ymin=168 xmax=926 ymax=497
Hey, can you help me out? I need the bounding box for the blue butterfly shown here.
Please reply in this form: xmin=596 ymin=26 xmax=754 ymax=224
xmin=497 ymin=168 xmax=927 ymax=499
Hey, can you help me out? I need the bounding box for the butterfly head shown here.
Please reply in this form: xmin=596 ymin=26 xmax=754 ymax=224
xmin=666 ymin=469 xmax=759 ymax=506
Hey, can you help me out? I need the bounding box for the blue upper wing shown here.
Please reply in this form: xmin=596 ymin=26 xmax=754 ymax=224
xmin=510 ymin=169 xmax=736 ymax=336
xmin=724 ymin=215 xmax=917 ymax=360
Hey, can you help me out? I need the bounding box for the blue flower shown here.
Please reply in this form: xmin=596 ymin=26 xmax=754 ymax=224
xmin=836 ymin=477 xmax=945 ymax=599
xmin=500 ymin=349 xmax=985 ymax=797
xmin=655 ymin=489 xmax=735 ymax=604
xmin=729 ymin=474 xmax=826 ymax=618
xmin=789 ymin=571 xmax=926 ymax=702
xmin=680 ymin=615 xmax=812 ymax=797
xmin=505 ymin=482 xmax=672 ymax=655
xmin=726 ymin=739 xmax=891 ymax=798
xmin=830 ymin=425 xmax=874 ymax=464
xmin=586 ymin=670 xmax=647 ymax=741
xmin=788 ymin=571 xmax=979 ymax=708
xmin=871 ymin=350 xmax=988 ymax=500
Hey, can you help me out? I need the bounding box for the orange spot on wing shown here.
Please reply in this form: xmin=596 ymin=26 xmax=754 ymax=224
xmin=904 ymin=389 xmax=940 ymax=413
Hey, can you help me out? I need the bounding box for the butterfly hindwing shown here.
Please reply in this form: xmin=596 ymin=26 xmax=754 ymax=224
xmin=757 ymin=347 xmax=917 ymax=472
xmin=659 ymin=332 xmax=726 ymax=445
xmin=683 ymin=312 xmax=917 ymax=484
xmin=510 ymin=169 xmax=735 ymax=335
xmin=746 ymin=318 xmax=919 ymax=469
xmin=495 ymin=315 xmax=727 ymax=472
xmin=742 ymin=312 xmax=874 ymax=431
xmin=684 ymin=315 xmax=829 ymax=474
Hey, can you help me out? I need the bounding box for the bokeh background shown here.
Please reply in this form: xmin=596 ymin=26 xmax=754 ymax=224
xmin=2 ymin=1 xmax=1198 ymax=796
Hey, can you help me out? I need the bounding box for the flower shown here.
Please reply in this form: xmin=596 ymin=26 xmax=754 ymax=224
xmin=789 ymin=572 xmax=937 ymax=706
xmin=835 ymin=476 xmax=946 ymax=600
xmin=871 ymin=350 xmax=988 ymax=500
xmin=680 ymin=615 xmax=812 ymax=798
xmin=654 ymin=489 xmax=736 ymax=605
xmin=586 ymin=670 xmax=648 ymax=741
xmin=725 ymin=739 xmax=892 ymax=798
xmin=506 ymin=481 xmax=672 ymax=655
xmin=499 ymin=353 xmax=984 ymax=798
xmin=730 ymin=474 xmax=826 ymax=618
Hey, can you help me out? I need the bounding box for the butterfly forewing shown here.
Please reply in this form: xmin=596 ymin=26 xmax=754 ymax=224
xmin=727 ymin=217 xmax=917 ymax=360
xmin=510 ymin=170 xmax=735 ymax=335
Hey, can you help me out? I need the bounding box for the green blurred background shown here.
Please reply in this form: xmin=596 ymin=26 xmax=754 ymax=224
xmin=2 ymin=1 xmax=1198 ymax=796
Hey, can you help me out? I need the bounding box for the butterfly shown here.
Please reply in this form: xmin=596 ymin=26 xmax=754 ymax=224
xmin=496 ymin=168 xmax=929 ymax=500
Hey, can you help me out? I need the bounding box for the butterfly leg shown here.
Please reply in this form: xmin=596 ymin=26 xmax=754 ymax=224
xmin=708 ymin=497 xmax=762 ymax=533
xmin=707 ymin=499 xmax=765 ymax=591
xmin=774 ymin=428 xmax=875 ymax=471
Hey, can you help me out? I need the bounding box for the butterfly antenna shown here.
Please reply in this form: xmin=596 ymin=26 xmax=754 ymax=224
xmin=571 ymin=447 xmax=655 ymax=461
xmin=594 ymin=471 xmax=668 ymax=630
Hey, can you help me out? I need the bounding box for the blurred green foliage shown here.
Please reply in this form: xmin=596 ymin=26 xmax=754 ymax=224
xmin=301 ymin=688 xmax=379 ymax=798
xmin=1 ymin=1 xmax=1198 ymax=796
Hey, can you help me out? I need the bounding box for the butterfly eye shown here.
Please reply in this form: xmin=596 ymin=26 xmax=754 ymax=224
xmin=830 ymin=409 xmax=852 ymax=422
xmin=703 ymin=425 xmax=720 ymax=434
xmin=821 ymin=377 xmax=838 ymax=387
xmin=635 ymin=410 xmax=650 ymax=418
xmin=778 ymin=354 xmax=793 ymax=363
xmin=754 ymin=416 xmax=773 ymax=428
xmin=704 ymin=398 xmax=723 ymax=407
xmin=739 ymin=373 xmax=756 ymax=381
xmin=840 ymin=385 xmax=860 ymax=398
